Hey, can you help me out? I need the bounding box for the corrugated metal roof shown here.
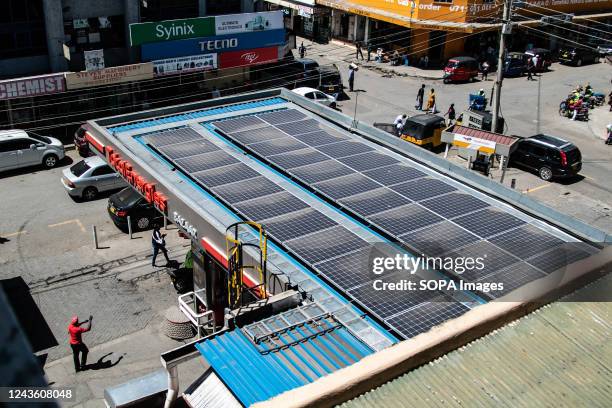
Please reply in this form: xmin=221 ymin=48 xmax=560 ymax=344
xmin=453 ymin=125 xmax=518 ymax=146
xmin=341 ymin=275 xmax=612 ymax=408
xmin=197 ymin=316 xmax=373 ymax=407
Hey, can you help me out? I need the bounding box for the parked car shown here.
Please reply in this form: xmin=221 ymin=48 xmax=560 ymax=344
xmin=0 ymin=129 xmax=65 ymax=172
xmin=74 ymin=124 xmax=93 ymax=157
xmin=558 ymin=47 xmax=600 ymax=66
xmin=108 ymin=187 xmax=163 ymax=231
xmin=292 ymin=87 xmax=337 ymax=108
xmin=510 ymin=134 xmax=582 ymax=181
xmin=504 ymin=52 xmax=526 ymax=77
xmin=443 ymin=56 xmax=479 ymax=83
xmin=597 ymin=43 xmax=612 ymax=56
xmin=524 ymin=48 xmax=552 ymax=72
xmin=62 ymin=156 xmax=126 ymax=200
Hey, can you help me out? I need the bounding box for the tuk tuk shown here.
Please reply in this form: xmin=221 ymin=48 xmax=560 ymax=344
xmin=400 ymin=114 xmax=447 ymax=148
xmin=504 ymin=52 xmax=526 ymax=77
xmin=443 ymin=56 xmax=479 ymax=83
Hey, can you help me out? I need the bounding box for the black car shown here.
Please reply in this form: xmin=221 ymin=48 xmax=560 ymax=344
xmin=108 ymin=187 xmax=164 ymax=231
xmin=510 ymin=134 xmax=582 ymax=181
xmin=558 ymin=47 xmax=599 ymax=66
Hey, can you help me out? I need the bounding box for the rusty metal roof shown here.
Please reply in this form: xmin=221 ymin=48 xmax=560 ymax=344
xmin=452 ymin=125 xmax=519 ymax=146
xmin=341 ymin=274 xmax=612 ymax=408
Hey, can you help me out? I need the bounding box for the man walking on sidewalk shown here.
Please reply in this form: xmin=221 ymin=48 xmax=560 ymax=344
xmin=68 ymin=315 xmax=92 ymax=373
xmin=298 ymin=42 xmax=306 ymax=59
xmin=152 ymin=225 xmax=171 ymax=267
xmin=416 ymin=84 xmax=425 ymax=110
xmin=355 ymin=41 xmax=364 ymax=60
xmin=348 ymin=65 xmax=356 ymax=92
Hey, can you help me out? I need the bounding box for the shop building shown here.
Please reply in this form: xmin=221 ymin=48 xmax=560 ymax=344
xmin=262 ymin=0 xmax=332 ymax=42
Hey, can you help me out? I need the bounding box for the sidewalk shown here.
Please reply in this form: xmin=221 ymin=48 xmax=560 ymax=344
xmin=588 ymin=104 xmax=611 ymax=141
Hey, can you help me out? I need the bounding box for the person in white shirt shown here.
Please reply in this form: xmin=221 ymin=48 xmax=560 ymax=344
xmin=394 ymin=114 xmax=407 ymax=136
xmin=152 ymin=225 xmax=171 ymax=267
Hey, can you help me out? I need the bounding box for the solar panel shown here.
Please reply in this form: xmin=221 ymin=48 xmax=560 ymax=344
xmin=234 ymin=192 xmax=309 ymax=221
xmin=338 ymin=188 xmax=412 ymax=217
xmin=419 ymin=192 xmax=490 ymax=219
xmin=369 ymin=204 xmax=443 ymax=236
xmin=312 ymin=247 xmax=387 ymax=291
xmin=442 ymin=240 xmax=520 ymax=282
xmin=316 ymin=141 xmax=375 ymax=158
xmin=337 ymin=152 xmax=400 ymax=172
xmin=193 ymin=163 xmax=260 ymax=188
xmin=400 ymin=221 xmax=480 ymax=256
xmin=526 ymin=243 xmax=595 ymax=274
xmin=292 ymin=130 xmax=347 ymax=147
xmin=248 ymin=137 xmax=308 ymax=156
xmin=387 ymin=298 xmax=469 ymax=339
xmin=284 ymin=226 xmax=370 ymax=264
xmin=262 ymin=208 xmax=337 ymax=241
xmin=363 ymin=164 xmax=426 ymax=186
xmin=213 ymin=116 xmax=266 ymax=133
xmin=267 ymin=148 xmax=329 ymax=169
xmin=175 ymin=151 xmax=238 ymax=173
xmin=313 ymin=173 xmax=381 ymax=200
xmin=257 ymin=109 xmax=307 ymax=125
xmin=158 ymin=139 xmax=219 ymax=160
xmin=276 ymin=119 xmax=322 ymax=135
xmin=143 ymin=127 xmax=202 ymax=147
xmin=211 ymin=176 xmax=284 ymax=204
xmin=477 ymin=262 xmax=546 ymax=299
xmin=453 ymin=208 xmax=526 ymax=238
xmin=229 ymin=126 xmax=288 ymax=145
xmin=289 ymin=160 xmax=355 ymax=184
xmin=390 ymin=178 xmax=457 ymax=201
xmin=348 ymin=272 xmax=441 ymax=318
xmin=489 ymin=224 xmax=565 ymax=259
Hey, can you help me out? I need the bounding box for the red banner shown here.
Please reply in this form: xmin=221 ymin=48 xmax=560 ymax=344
xmin=219 ymin=46 xmax=279 ymax=69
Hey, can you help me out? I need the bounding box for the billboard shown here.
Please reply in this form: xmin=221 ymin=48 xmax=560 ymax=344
xmin=153 ymin=54 xmax=217 ymax=77
xmin=141 ymin=29 xmax=286 ymax=61
xmin=215 ymin=11 xmax=283 ymax=35
xmin=130 ymin=17 xmax=215 ymax=46
xmin=219 ymin=46 xmax=279 ymax=69
xmin=65 ymin=63 xmax=154 ymax=90
xmin=0 ymin=74 xmax=66 ymax=100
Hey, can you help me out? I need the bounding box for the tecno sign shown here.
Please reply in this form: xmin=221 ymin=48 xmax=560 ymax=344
xmin=200 ymin=38 xmax=238 ymax=51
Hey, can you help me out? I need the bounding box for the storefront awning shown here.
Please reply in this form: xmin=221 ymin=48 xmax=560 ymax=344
xmin=316 ymin=0 xmax=494 ymax=33
xmin=442 ymin=125 xmax=519 ymax=156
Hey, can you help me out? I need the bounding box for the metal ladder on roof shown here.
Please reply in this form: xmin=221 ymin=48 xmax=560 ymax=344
xmin=225 ymin=221 xmax=268 ymax=310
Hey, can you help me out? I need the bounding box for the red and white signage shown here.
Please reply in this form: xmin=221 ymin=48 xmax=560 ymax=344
xmin=0 ymin=74 xmax=66 ymax=101
xmin=219 ymin=46 xmax=279 ymax=69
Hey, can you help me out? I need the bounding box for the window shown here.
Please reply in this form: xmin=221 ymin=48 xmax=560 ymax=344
xmin=13 ymin=139 xmax=34 ymax=150
xmin=0 ymin=141 xmax=14 ymax=153
xmin=70 ymin=160 xmax=91 ymax=177
xmin=304 ymin=92 xmax=315 ymax=99
xmin=0 ymin=0 xmax=47 ymax=58
xmin=91 ymin=166 xmax=115 ymax=176
xmin=27 ymin=133 xmax=51 ymax=144
xmin=315 ymin=92 xmax=327 ymax=99
xmin=531 ymin=145 xmax=546 ymax=157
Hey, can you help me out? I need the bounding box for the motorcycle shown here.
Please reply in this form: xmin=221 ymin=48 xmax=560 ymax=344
xmin=559 ymin=100 xmax=589 ymax=121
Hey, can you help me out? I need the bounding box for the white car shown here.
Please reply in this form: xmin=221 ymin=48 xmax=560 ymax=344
xmin=292 ymin=87 xmax=337 ymax=108
xmin=0 ymin=129 xmax=65 ymax=172
xmin=62 ymin=156 xmax=126 ymax=200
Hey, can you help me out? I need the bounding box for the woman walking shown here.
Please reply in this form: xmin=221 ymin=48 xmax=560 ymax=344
xmin=425 ymin=88 xmax=436 ymax=113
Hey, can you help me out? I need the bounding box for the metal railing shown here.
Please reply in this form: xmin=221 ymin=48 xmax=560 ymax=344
xmin=178 ymin=289 xmax=215 ymax=338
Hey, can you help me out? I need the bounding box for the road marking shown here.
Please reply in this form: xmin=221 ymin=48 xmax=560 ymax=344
xmin=2 ymin=230 xmax=27 ymax=238
xmin=523 ymin=184 xmax=551 ymax=194
xmin=48 ymin=219 xmax=86 ymax=233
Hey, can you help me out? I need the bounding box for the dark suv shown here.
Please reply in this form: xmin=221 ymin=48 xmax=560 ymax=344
xmin=108 ymin=187 xmax=164 ymax=231
xmin=558 ymin=47 xmax=600 ymax=66
xmin=510 ymin=134 xmax=582 ymax=181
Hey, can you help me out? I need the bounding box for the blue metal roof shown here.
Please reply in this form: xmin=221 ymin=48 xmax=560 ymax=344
xmin=108 ymin=97 xmax=285 ymax=133
xmin=196 ymin=317 xmax=373 ymax=406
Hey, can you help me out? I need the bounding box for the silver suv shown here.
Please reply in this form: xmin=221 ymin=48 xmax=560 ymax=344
xmin=0 ymin=130 xmax=65 ymax=172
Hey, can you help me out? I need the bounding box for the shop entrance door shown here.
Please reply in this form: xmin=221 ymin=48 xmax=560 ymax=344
xmin=428 ymin=31 xmax=446 ymax=65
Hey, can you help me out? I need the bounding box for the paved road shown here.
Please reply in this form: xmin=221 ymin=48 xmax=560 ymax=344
xmin=301 ymin=39 xmax=612 ymax=233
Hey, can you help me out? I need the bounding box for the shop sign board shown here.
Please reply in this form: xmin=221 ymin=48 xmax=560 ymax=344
xmin=129 ymin=17 xmax=215 ymax=46
xmin=140 ymin=29 xmax=286 ymax=61
xmin=0 ymin=74 xmax=66 ymax=100
xmin=215 ymin=11 xmax=283 ymax=35
xmin=219 ymin=46 xmax=280 ymax=69
xmin=84 ymin=49 xmax=105 ymax=71
xmin=153 ymin=54 xmax=217 ymax=76
xmin=65 ymin=63 xmax=154 ymax=90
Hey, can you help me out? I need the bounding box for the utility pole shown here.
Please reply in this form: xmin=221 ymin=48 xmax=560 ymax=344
xmin=492 ymin=0 xmax=512 ymax=134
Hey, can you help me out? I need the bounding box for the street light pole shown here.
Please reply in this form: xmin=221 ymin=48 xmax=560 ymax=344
xmin=492 ymin=0 xmax=512 ymax=134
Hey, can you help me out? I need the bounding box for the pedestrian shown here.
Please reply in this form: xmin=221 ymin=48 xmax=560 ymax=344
xmin=152 ymin=225 xmax=170 ymax=267
xmin=394 ymin=114 xmax=407 ymax=136
xmin=355 ymin=41 xmax=364 ymax=60
xmin=481 ymin=61 xmax=489 ymax=81
xmin=348 ymin=65 xmax=355 ymax=92
xmin=211 ymin=86 xmax=221 ymax=98
xmin=532 ymin=54 xmax=540 ymax=75
xmin=444 ymin=103 xmax=456 ymax=126
xmin=605 ymin=123 xmax=612 ymax=145
xmin=425 ymin=88 xmax=436 ymax=113
xmin=423 ymin=55 xmax=429 ymax=68
xmin=367 ymin=42 xmax=372 ymax=62
xmin=68 ymin=315 xmax=92 ymax=373
xmin=298 ymin=42 xmax=306 ymax=59
xmin=415 ymin=84 xmax=425 ymax=110
xmin=526 ymin=59 xmax=534 ymax=81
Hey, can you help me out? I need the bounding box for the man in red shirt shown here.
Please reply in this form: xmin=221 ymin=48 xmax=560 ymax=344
xmin=68 ymin=315 xmax=92 ymax=372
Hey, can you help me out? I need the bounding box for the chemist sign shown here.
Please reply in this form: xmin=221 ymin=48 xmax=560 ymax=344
xmin=0 ymin=74 xmax=66 ymax=100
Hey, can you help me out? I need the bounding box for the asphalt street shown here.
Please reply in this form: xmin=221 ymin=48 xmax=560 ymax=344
xmin=301 ymin=39 xmax=612 ymax=233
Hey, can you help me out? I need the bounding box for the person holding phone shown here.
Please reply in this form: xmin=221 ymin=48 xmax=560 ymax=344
xmin=152 ymin=225 xmax=170 ymax=267
xmin=68 ymin=315 xmax=92 ymax=372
